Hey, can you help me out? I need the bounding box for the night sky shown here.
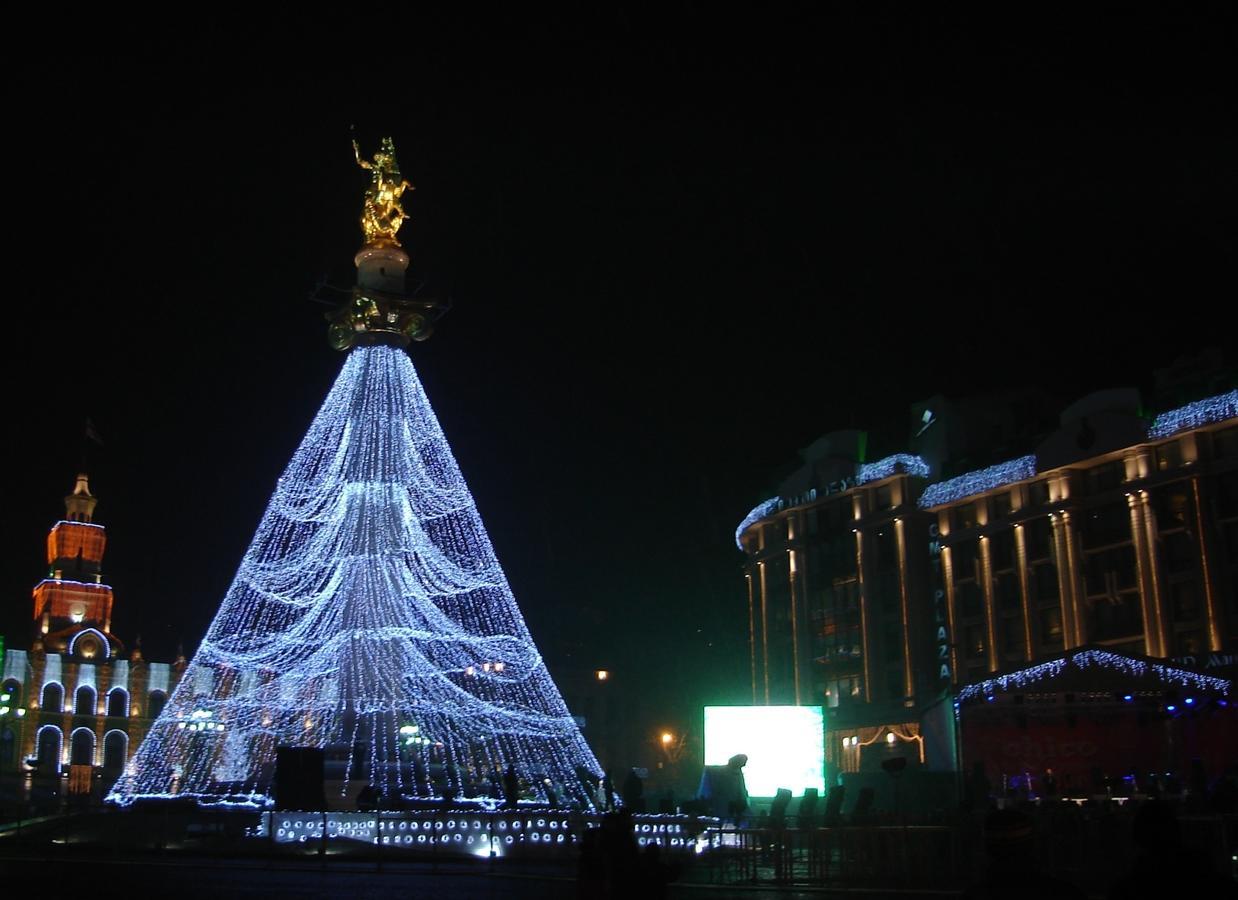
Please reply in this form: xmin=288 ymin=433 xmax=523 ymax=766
xmin=4 ymin=10 xmax=1235 ymax=748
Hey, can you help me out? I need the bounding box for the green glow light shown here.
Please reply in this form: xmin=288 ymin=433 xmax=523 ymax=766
xmin=703 ymin=705 xmax=825 ymax=798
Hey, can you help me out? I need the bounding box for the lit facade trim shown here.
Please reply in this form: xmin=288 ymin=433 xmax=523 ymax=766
xmin=735 ymin=498 xmax=779 ymax=550
xmin=1147 ymin=389 xmax=1238 ymax=439
xmin=917 ymin=456 xmax=1038 ymax=510
xmin=956 ymin=648 xmax=1231 ymax=704
xmin=855 ymin=453 xmax=930 ymax=486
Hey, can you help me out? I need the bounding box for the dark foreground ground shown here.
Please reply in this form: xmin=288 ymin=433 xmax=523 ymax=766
xmin=0 ymin=852 xmax=962 ymax=899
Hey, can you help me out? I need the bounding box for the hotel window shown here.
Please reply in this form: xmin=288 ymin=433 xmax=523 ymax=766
xmin=1025 ymin=518 xmax=1053 ymax=560
xmin=1214 ymin=425 xmax=1238 ymax=459
xmin=1220 ymin=471 xmax=1238 ymax=518
xmin=1002 ymin=616 xmax=1025 ymax=656
xmin=874 ymin=529 xmax=898 ymax=574
xmin=955 ymin=503 xmax=977 ymax=530
xmin=1174 ymin=630 xmax=1205 ymax=656
xmin=1154 ymin=488 xmax=1191 ymax=528
xmin=1028 ymin=480 xmax=1050 ymax=507
xmin=1040 ymin=608 xmax=1064 ymax=647
xmin=1085 ymin=545 xmax=1138 ymax=594
xmin=1082 ymin=503 xmax=1132 ymax=549
xmin=876 ymin=484 xmax=893 ymax=510
xmin=1156 ymin=440 xmax=1182 ymax=472
xmin=991 ymin=531 xmax=1015 ymax=570
xmin=1087 ymin=460 xmax=1126 ymax=494
xmin=885 ymin=666 xmax=904 ymax=699
xmin=1161 ymin=531 xmax=1196 ymax=575
xmin=994 ymin=571 xmax=1020 ymax=613
xmin=992 ymin=492 xmax=1013 ymax=519
xmin=1170 ymin=581 xmax=1200 ymax=622
xmin=883 ymin=622 xmax=903 ymax=664
xmin=958 ymin=580 xmax=984 ymax=618
xmin=1031 ymin=563 xmax=1059 ymax=603
xmin=964 ymin=624 xmax=986 ymax=659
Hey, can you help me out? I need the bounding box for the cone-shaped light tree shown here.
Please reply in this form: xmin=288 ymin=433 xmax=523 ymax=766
xmin=108 ymin=138 xmax=602 ymax=808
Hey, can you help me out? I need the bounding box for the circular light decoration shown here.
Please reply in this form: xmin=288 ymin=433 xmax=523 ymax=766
xmin=108 ymin=345 xmax=603 ymax=808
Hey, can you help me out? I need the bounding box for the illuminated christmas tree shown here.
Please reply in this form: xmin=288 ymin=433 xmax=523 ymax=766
xmin=108 ymin=138 xmax=601 ymax=808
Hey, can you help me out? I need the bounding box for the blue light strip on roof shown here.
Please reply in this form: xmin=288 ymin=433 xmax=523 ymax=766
xmin=917 ymin=455 xmax=1037 ymax=509
xmin=734 ymin=498 xmax=780 ymax=550
xmin=856 ymin=453 xmax=930 ymax=486
xmin=1148 ymin=389 xmax=1238 ymax=439
xmin=956 ymin=648 xmax=1231 ymax=703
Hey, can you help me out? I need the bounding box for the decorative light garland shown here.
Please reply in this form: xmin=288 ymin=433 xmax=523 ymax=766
xmin=855 ymin=454 xmax=930 ymax=486
xmin=108 ymin=346 xmax=602 ymax=808
xmin=957 ymin=648 xmax=1232 ymax=703
xmin=734 ymin=498 xmax=779 ymax=551
xmin=917 ymin=456 xmax=1037 ymax=510
xmin=1148 ymin=390 xmax=1238 ymax=439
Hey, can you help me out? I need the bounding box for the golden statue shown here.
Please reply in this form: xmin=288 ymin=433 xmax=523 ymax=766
xmin=353 ymin=136 xmax=414 ymax=247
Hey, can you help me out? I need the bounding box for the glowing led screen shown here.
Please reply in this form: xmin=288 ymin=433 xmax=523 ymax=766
xmin=703 ymin=705 xmax=825 ymax=798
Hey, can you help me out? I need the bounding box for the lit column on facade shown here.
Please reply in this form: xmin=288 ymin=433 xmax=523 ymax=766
xmin=940 ymin=530 xmax=959 ymax=683
xmin=978 ymin=535 xmax=999 ymax=673
xmin=1190 ymin=478 xmax=1223 ymax=652
xmin=853 ymin=528 xmax=871 ymax=703
xmin=745 ymin=571 xmax=757 ymax=704
xmin=788 ymin=548 xmax=801 ymax=705
xmin=759 ymin=560 xmax=770 ymax=705
xmin=893 ymin=518 xmax=914 ymax=699
xmin=1013 ymin=523 xmax=1034 ymax=662
xmin=1137 ymin=490 xmax=1169 ymax=657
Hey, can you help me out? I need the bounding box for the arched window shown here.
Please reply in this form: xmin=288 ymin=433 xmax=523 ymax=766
xmin=70 ymin=727 xmax=95 ymax=766
xmin=75 ymin=685 xmax=97 ymax=716
xmin=36 ymin=725 xmax=62 ymax=770
xmin=1 ymin=678 xmax=21 ymax=707
xmin=41 ymin=682 xmax=64 ymax=713
xmin=148 ymin=690 xmax=168 ymax=720
xmin=106 ymin=687 xmax=129 ymax=718
xmin=102 ymin=730 xmax=128 ymax=775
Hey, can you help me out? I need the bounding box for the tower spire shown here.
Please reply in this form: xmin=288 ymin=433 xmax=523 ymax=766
xmin=65 ymin=473 xmax=97 ymax=523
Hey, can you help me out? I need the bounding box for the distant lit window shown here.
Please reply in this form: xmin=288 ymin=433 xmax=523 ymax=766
xmin=1155 ymin=489 xmax=1191 ymax=529
xmin=1040 ymin=608 xmax=1063 ymax=645
xmin=1156 ymin=440 xmax=1182 ymax=472
xmin=955 ymin=503 xmax=977 ymax=530
xmin=876 ymin=485 xmax=893 ymax=510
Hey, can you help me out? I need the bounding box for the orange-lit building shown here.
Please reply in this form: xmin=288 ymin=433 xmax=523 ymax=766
xmin=737 ymin=379 xmax=1237 ymax=781
xmin=0 ymin=475 xmax=185 ymax=788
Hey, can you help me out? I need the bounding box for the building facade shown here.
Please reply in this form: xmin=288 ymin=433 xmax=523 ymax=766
xmin=737 ymin=386 xmax=1238 ymax=777
xmin=0 ymin=475 xmax=185 ymax=788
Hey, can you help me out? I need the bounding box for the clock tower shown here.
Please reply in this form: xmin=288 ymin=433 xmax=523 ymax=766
xmin=32 ymin=474 xmax=122 ymax=660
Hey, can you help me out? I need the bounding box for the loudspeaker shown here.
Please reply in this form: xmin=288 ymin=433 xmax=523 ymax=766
xmin=275 ymin=746 xmax=325 ymax=810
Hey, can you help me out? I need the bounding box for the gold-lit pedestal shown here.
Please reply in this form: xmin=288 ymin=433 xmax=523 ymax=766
xmin=326 ymin=136 xmax=448 ymax=350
